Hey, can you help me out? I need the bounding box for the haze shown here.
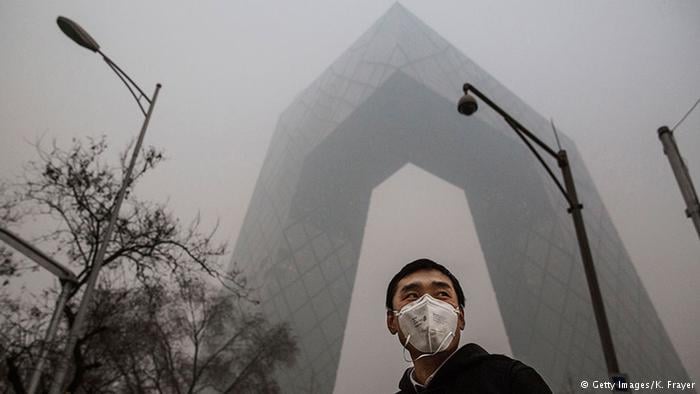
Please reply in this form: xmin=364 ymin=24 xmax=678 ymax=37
xmin=1 ymin=1 xmax=698 ymax=392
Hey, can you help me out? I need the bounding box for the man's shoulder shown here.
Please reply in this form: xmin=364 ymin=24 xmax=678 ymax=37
xmin=433 ymin=343 xmax=552 ymax=393
xmin=440 ymin=343 xmax=516 ymax=378
xmin=395 ymin=344 xmax=552 ymax=393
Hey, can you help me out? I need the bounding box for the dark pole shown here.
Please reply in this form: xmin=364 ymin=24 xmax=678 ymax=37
xmin=0 ymin=227 xmax=78 ymax=394
xmin=28 ymin=281 xmax=75 ymax=394
xmin=458 ymin=83 xmax=622 ymax=378
xmin=49 ymin=84 xmax=161 ymax=394
xmin=558 ymin=150 xmax=620 ymax=375
xmin=657 ymin=126 xmax=700 ymax=239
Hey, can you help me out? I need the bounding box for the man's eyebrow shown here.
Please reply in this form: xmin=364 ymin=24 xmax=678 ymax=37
xmin=399 ymin=282 xmax=421 ymax=293
xmin=432 ymin=281 xmax=453 ymax=290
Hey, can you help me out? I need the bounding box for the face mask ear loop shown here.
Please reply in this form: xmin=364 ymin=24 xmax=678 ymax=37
xmin=414 ymin=331 xmax=455 ymax=361
xmin=402 ymin=334 xmax=413 ymax=363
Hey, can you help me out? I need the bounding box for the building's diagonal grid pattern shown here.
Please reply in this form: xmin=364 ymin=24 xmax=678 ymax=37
xmin=230 ymin=4 xmax=692 ymax=393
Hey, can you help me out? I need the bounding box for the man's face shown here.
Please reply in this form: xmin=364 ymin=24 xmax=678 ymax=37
xmin=386 ymin=269 xmax=465 ymax=355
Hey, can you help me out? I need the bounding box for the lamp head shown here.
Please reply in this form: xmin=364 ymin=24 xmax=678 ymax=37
xmin=458 ymin=83 xmax=478 ymax=116
xmin=457 ymin=93 xmax=478 ymax=116
xmin=57 ymin=16 xmax=100 ymax=52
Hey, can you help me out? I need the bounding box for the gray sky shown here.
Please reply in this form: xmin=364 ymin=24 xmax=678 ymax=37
xmin=1 ymin=1 xmax=698 ymax=392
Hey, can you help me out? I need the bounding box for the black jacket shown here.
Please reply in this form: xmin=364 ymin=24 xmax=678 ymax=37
xmin=396 ymin=343 xmax=552 ymax=394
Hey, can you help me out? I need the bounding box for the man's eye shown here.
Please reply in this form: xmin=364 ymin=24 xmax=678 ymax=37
xmin=406 ymin=293 xmax=418 ymax=299
xmin=437 ymin=291 xmax=450 ymax=297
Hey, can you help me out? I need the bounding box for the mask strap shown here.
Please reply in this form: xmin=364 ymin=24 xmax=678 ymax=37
xmin=415 ymin=331 xmax=454 ymax=361
xmin=402 ymin=334 xmax=413 ymax=363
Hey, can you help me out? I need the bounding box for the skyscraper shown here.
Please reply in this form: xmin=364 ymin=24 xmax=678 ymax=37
xmin=230 ymin=4 xmax=692 ymax=393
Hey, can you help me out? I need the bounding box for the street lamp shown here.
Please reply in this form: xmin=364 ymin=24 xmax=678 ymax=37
xmin=457 ymin=84 xmax=624 ymax=381
xmin=0 ymin=228 xmax=77 ymax=394
xmin=657 ymin=126 xmax=700 ymax=239
xmin=50 ymin=16 xmax=162 ymax=394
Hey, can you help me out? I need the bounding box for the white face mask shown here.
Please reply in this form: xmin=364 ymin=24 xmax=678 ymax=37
xmin=394 ymin=294 xmax=460 ymax=359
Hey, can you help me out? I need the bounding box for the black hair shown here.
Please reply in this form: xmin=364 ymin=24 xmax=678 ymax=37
xmin=385 ymin=258 xmax=465 ymax=310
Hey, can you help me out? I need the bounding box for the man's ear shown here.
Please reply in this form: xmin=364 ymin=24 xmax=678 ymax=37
xmin=387 ymin=309 xmax=398 ymax=335
xmin=457 ymin=306 xmax=465 ymax=331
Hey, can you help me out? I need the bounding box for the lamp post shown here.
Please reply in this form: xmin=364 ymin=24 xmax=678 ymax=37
xmin=657 ymin=126 xmax=700 ymax=239
xmin=0 ymin=228 xmax=78 ymax=394
xmin=457 ymin=84 xmax=623 ymax=380
xmin=50 ymin=16 xmax=161 ymax=394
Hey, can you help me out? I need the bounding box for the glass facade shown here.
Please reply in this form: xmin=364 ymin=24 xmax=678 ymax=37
xmin=229 ymin=4 xmax=693 ymax=393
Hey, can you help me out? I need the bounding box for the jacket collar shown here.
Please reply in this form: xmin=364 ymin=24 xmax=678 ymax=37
xmin=397 ymin=343 xmax=491 ymax=392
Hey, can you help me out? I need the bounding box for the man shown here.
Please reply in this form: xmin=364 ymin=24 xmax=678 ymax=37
xmin=386 ymin=258 xmax=552 ymax=393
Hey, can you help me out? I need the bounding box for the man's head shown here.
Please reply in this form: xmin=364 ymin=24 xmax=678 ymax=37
xmin=385 ymin=258 xmax=465 ymax=311
xmin=385 ymin=259 xmax=466 ymax=358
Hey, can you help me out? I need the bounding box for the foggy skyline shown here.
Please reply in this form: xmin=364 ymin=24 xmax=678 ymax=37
xmin=1 ymin=1 xmax=698 ymax=391
xmin=230 ymin=5 xmax=693 ymax=390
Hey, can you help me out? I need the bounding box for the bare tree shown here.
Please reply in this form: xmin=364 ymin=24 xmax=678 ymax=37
xmin=14 ymin=136 xmax=232 ymax=288
xmin=29 ymin=272 xmax=296 ymax=394
xmin=0 ymin=182 xmax=22 ymax=287
xmin=0 ymin=137 xmax=296 ymax=393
